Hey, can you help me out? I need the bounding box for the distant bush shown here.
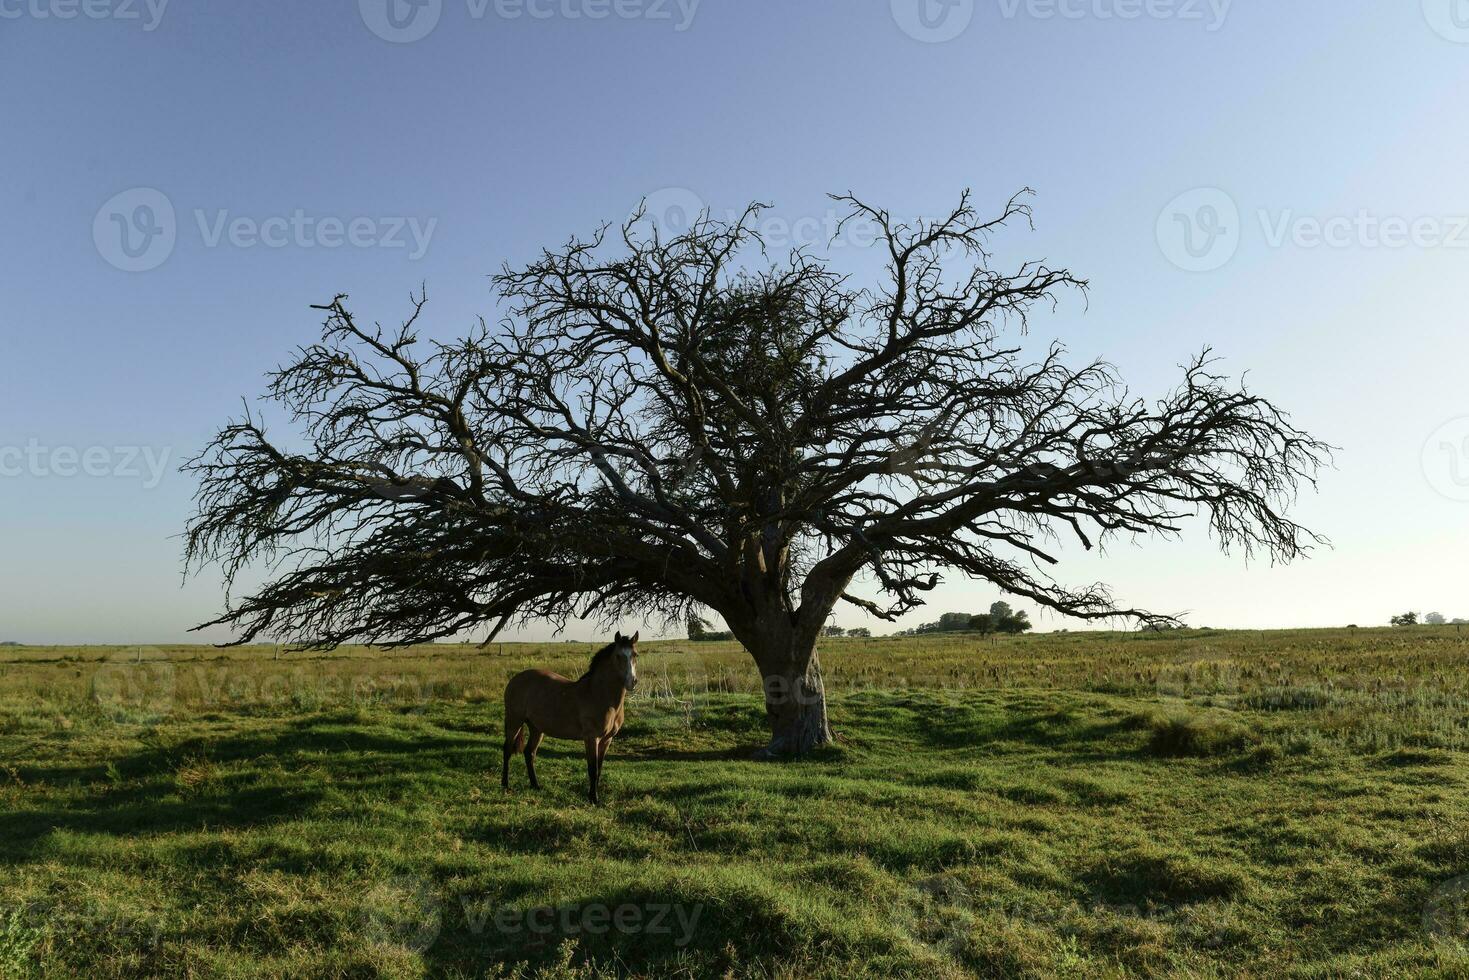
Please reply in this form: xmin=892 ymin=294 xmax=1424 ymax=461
xmin=1141 ymin=621 xmax=1189 ymax=633
xmin=959 ymin=602 xmax=1032 ymax=636
xmin=1390 ymin=612 xmax=1419 ymax=627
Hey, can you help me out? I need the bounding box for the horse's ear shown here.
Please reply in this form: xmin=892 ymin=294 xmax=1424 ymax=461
xmin=614 ymin=631 xmax=624 ymax=643
xmin=630 ymin=631 xmax=639 ymax=645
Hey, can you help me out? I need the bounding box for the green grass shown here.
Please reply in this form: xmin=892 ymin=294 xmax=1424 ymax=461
xmin=3 ymin=627 xmax=1469 ymax=977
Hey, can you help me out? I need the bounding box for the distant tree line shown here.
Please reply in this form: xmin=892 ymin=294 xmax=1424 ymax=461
xmin=1391 ymin=612 xmax=1466 ymax=626
xmin=895 ymin=601 xmax=1033 ymax=637
xmin=691 ymin=602 xmax=1034 ymax=641
xmin=689 ymin=616 xmax=873 ymax=641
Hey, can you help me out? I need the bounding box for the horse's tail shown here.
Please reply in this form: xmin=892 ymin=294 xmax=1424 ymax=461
xmin=501 ymin=682 xmax=527 ymax=788
xmin=503 ymin=676 xmax=526 ymax=751
xmin=504 ymin=723 xmax=525 ymax=753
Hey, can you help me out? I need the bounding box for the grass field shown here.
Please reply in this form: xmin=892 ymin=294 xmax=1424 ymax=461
xmin=3 ymin=627 xmax=1469 ymax=978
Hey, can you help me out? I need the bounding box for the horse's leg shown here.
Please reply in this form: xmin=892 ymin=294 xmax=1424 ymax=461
xmin=596 ymin=736 xmax=611 ymax=790
xmin=584 ymin=738 xmax=600 ymax=804
xmin=502 ymin=719 xmax=525 ymax=789
xmin=523 ymin=726 xmax=544 ymax=790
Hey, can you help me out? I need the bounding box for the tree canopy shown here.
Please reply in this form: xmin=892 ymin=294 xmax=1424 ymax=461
xmin=184 ymin=189 xmax=1329 ymax=753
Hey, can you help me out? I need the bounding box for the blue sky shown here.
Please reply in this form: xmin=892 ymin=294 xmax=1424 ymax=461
xmin=3 ymin=0 xmax=1468 ymax=643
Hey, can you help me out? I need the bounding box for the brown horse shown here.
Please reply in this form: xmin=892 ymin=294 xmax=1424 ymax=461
xmin=501 ymin=631 xmax=639 ymax=804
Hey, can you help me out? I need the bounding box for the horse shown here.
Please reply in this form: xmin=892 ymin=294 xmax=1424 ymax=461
xmin=501 ymin=631 xmax=639 ymax=804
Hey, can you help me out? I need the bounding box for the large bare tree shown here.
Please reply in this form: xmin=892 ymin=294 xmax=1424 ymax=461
xmin=185 ymin=191 xmax=1328 ymax=755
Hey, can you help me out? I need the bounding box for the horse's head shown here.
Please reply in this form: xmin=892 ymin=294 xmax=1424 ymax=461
xmin=612 ymin=630 xmax=640 ymax=690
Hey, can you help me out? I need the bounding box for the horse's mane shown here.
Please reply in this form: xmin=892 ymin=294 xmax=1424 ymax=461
xmin=578 ymin=641 xmax=620 ymax=682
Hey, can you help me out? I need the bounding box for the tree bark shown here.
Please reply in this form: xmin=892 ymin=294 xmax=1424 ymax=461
xmin=754 ymin=641 xmax=833 ymax=758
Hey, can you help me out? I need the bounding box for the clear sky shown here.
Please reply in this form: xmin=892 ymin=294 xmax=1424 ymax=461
xmin=3 ymin=0 xmax=1467 ymax=644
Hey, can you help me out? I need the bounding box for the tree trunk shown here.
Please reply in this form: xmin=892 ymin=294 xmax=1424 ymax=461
xmin=754 ymin=642 xmax=833 ymax=758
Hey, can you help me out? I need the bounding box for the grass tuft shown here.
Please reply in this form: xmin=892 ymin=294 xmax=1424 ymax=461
xmin=1133 ymin=710 xmax=1257 ymax=758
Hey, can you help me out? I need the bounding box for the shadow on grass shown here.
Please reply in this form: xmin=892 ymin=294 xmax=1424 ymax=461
xmin=0 ymin=714 xmax=486 ymax=864
xmin=3 ymin=693 xmax=1166 ymax=870
xmin=622 ymin=743 xmax=770 ymax=763
xmin=418 ymin=877 xmax=841 ymax=979
xmin=840 ymin=692 xmax=1144 ymax=760
xmin=0 ymin=782 xmax=324 ymax=865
